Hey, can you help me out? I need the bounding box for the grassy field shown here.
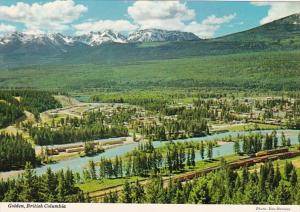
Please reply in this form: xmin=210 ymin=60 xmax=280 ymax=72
xmin=78 ymin=176 xmax=146 ymax=193
xmin=218 ymin=123 xmax=282 ymax=132
xmin=0 ymin=50 xmax=300 ymax=91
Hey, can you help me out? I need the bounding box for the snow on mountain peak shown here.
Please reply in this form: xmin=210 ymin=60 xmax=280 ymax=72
xmin=0 ymin=28 xmax=200 ymax=48
xmin=127 ymin=29 xmax=200 ymax=42
xmin=73 ymin=30 xmax=127 ymax=46
xmin=0 ymin=32 xmax=75 ymax=46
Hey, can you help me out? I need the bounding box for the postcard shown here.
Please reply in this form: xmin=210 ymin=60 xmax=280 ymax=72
xmin=0 ymin=1 xmax=300 ymax=212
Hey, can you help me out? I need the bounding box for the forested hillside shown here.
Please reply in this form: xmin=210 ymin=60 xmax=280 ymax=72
xmin=0 ymin=90 xmax=62 ymax=120
xmin=0 ymin=134 xmax=36 ymax=171
xmin=0 ymin=14 xmax=300 ymax=70
xmin=1 ymin=51 xmax=299 ymax=91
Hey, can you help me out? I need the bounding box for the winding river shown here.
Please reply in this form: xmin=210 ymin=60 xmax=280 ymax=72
xmin=1 ymin=129 xmax=300 ymax=178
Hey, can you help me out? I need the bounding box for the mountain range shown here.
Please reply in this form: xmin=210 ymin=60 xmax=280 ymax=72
xmin=0 ymin=13 xmax=299 ymax=68
xmin=0 ymin=28 xmax=200 ymax=48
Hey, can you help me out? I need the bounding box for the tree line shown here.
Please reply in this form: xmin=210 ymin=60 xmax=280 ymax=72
xmin=26 ymin=110 xmax=129 ymax=146
xmin=28 ymin=125 xmax=128 ymax=146
xmin=81 ymin=140 xmax=216 ymax=180
xmin=0 ymin=163 xmax=85 ymax=202
xmin=233 ymin=131 xmax=293 ymax=156
xmin=103 ymin=160 xmax=300 ymax=204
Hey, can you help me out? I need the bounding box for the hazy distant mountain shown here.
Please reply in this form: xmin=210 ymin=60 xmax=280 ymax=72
xmin=127 ymin=29 xmax=200 ymax=42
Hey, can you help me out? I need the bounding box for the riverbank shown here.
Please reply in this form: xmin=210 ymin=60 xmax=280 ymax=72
xmin=0 ymin=137 xmax=136 ymax=180
xmin=1 ymin=129 xmax=299 ymax=181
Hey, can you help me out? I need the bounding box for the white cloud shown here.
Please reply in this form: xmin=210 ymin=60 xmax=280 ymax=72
xmin=202 ymin=14 xmax=236 ymax=25
xmin=0 ymin=23 xmax=16 ymax=34
xmin=128 ymin=1 xmax=195 ymax=30
xmin=184 ymin=22 xmax=219 ymax=38
xmin=0 ymin=0 xmax=236 ymax=38
xmin=127 ymin=1 xmax=235 ymax=38
xmin=73 ymin=20 xmax=138 ymax=35
xmin=0 ymin=0 xmax=87 ymax=33
xmin=184 ymin=14 xmax=236 ymax=38
xmin=252 ymin=2 xmax=300 ymax=25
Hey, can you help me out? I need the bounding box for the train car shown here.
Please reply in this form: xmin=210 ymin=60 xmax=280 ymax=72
xmin=255 ymin=147 xmax=288 ymax=157
xmin=46 ymin=148 xmax=59 ymax=155
xmin=230 ymin=159 xmax=255 ymax=168
xmin=65 ymin=147 xmax=85 ymax=153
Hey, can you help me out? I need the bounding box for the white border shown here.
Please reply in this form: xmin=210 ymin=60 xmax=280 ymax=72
xmin=1 ymin=203 xmax=300 ymax=212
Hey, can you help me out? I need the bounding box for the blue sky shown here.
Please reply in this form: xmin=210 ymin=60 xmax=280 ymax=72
xmin=0 ymin=1 xmax=299 ymax=38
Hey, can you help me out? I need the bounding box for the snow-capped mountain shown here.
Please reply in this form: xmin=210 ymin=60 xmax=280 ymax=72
xmin=128 ymin=29 xmax=200 ymax=42
xmin=0 ymin=32 xmax=80 ymax=56
xmin=0 ymin=13 xmax=299 ymax=69
xmin=73 ymin=30 xmax=127 ymax=46
xmin=0 ymin=32 xmax=74 ymax=46
xmin=0 ymin=29 xmax=200 ymax=49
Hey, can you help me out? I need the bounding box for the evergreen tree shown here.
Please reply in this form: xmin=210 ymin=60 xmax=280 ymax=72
xmin=120 ymin=181 xmax=132 ymax=203
xmin=56 ymin=171 xmax=67 ymax=202
xmin=145 ymin=177 xmax=164 ymax=203
xmin=39 ymin=168 xmax=57 ymax=201
xmin=273 ymin=163 xmax=282 ymax=188
xmin=178 ymin=146 xmax=186 ymax=169
xmin=88 ymin=160 xmax=97 ymax=180
xmin=233 ymin=141 xmax=241 ymax=155
xmin=19 ymin=163 xmax=38 ymax=202
xmin=281 ymin=132 xmax=287 ymax=147
xmin=287 ymin=138 xmax=291 ymax=147
xmin=103 ymin=191 xmax=118 ymax=203
xmin=188 ymin=178 xmax=210 ymax=204
xmin=207 ymin=142 xmax=213 ymax=160
xmin=284 ymin=161 xmax=294 ymax=180
xmin=200 ymin=141 xmax=205 ymax=160
xmin=186 ymin=149 xmax=191 ymax=167
xmin=191 ymin=147 xmax=195 ymax=167
xmin=274 ymin=180 xmax=292 ymax=205
xmin=290 ymin=169 xmax=298 ymax=187
xmin=131 ymin=180 xmax=144 ymax=203
xmin=273 ymin=136 xmax=278 ymax=149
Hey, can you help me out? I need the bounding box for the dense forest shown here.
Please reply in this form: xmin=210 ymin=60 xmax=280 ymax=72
xmin=1 ymin=50 xmax=300 ymax=91
xmin=26 ymin=111 xmax=128 ymax=145
xmin=1 ymin=159 xmax=299 ymax=204
xmin=0 ymin=89 xmax=62 ymax=123
xmin=103 ymin=160 xmax=300 ymax=204
xmin=0 ymin=163 xmax=85 ymax=202
xmin=0 ymin=101 xmax=24 ymax=128
xmin=0 ymin=133 xmax=37 ymax=171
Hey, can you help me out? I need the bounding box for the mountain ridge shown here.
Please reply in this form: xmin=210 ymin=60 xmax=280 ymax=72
xmin=0 ymin=13 xmax=300 ymax=68
xmin=0 ymin=28 xmax=200 ymax=48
